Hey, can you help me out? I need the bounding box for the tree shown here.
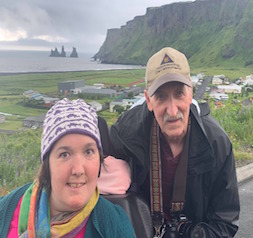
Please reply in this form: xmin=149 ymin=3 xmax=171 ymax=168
xmin=113 ymin=105 xmax=124 ymax=115
xmin=127 ymin=92 xmax=134 ymax=98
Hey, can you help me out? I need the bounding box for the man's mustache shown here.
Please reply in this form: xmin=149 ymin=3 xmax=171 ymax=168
xmin=163 ymin=112 xmax=184 ymax=122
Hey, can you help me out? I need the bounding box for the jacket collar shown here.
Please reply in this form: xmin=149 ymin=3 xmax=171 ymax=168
xmin=188 ymin=103 xmax=215 ymax=175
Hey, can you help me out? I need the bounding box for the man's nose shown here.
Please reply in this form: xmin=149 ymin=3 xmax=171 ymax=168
xmin=165 ymin=98 xmax=178 ymax=117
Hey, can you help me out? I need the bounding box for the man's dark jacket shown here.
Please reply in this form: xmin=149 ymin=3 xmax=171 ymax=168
xmin=110 ymin=102 xmax=240 ymax=237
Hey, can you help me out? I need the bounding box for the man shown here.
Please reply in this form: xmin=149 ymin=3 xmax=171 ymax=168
xmin=109 ymin=47 xmax=240 ymax=237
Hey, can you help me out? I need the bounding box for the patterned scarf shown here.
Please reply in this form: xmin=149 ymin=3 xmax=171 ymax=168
xmin=18 ymin=181 xmax=99 ymax=237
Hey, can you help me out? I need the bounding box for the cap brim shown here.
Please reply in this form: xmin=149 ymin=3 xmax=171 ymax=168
xmin=147 ymin=73 xmax=192 ymax=97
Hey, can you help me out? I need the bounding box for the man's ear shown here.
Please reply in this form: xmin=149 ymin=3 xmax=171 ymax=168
xmin=188 ymin=83 xmax=193 ymax=104
xmin=144 ymin=89 xmax=153 ymax=112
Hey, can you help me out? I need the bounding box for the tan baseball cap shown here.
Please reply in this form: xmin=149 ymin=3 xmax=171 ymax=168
xmin=145 ymin=47 xmax=191 ymax=97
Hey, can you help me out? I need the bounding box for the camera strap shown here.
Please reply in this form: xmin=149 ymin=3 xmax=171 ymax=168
xmin=150 ymin=118 xmax=190 ymax=237
xmin=150 ymin=118 xmax=165 ymax=237
xmin=170 ymin=119 xmax=190 ymax=214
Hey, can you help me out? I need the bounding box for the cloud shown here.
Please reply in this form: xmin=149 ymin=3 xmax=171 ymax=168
xmin=0 ymin=0 xmax=192 ymax=53
xmin=0 ymin=28 xmax=27 ymax=41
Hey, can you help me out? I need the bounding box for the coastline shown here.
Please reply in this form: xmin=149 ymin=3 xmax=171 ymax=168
xmin=0 ymin=70 xmax=96 ymax=76
xmin=0 ymin=68 xmax=144 ymax=76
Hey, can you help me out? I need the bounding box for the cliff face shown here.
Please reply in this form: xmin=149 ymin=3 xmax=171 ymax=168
xmin=94 ymin=0 xmax=253 ymax=67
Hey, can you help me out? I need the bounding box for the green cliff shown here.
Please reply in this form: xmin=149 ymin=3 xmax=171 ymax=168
xmin=94 ymin=0 xmax=253 ymax=68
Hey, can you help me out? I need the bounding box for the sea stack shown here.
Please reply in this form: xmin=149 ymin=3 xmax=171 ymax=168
xmin=70 ymin=47 xmax=78 ymax=58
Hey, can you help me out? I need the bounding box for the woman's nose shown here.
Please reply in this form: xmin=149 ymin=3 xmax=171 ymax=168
xmin=71 ymin=155 xmax=85 ymax=176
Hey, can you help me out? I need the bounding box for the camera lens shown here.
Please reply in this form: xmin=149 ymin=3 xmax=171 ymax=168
xmin=191 ymin=225 xmax=206 ymax=238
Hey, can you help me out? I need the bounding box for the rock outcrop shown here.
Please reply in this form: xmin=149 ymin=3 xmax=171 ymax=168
xmin=49 ymin=46 xmax=78 ymax=58
xmin=49 ymin=45 xmax=66 ymax=57
xmin=70 ymin=47 xmax=78 ymax=58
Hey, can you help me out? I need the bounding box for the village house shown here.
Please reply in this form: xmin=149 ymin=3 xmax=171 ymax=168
xmin=66 ymin=81 xmax=118 ymax=98
xmin=243 ymin=75 xmax=253 ymax=86
xmin=30 ymin=93 xmax=43 ymax=100
xmin=122 ymin=98 xmax=140 ymax=108
xmin=89 ymin=101 xmax=102 ymax=111
xmin=197 ymin=73 xmax=205 ymax=80
xmin=209 ymin=92 xmax=229 ymax=101
xmin=23 ymin=113 xmax=46 ymax=129
xmin=58 ymin=80 xmax=85 ymax=93
xmin=71 ymin=88 xmax=82 ymax=94
xmin=23 ymin=90 xmax=42 ymax=100
xmin=23 ymin=89 xmax=36 ymax=97
xmin=190 ymin=76 xmax=199 ymax=86
xmin=110 ymin=98 xmax=139 ymax=112
xmin=123 ymin=86 xmax=145 ymax=97
xmin=42 ymin=96 xmax=59 ymax=107
xmin=70 ymin=84 xmax=104 ymax=95
xmin=212 ymin=75 xmax=225 ymax=85
xmin=23 ymin=90 xmax=59 ymax=107
xmin=78 ymin=86 xmax=117 ymax=98
xmin=93 ymin=83 xmax=105 ymax=88
xmin=217 ymin=83 xmax=242 ymax=94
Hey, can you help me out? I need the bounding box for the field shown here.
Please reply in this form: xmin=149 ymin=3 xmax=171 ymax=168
xmin=0 ymin=68 xmax=253 ymax=196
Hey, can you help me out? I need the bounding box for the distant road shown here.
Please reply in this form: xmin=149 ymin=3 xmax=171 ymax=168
xmin=194 ymin=76 xmax=212 ymax=100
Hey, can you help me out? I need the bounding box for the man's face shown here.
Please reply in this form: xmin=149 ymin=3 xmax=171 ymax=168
xmin=145 ymin=81 xmax=192 ymax=144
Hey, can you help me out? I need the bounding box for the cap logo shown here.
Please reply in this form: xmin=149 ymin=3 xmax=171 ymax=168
xmin=161 ymin=53 xmax=173 ymax=65
xmin=156 ymin=53 xmax=181 ymax=74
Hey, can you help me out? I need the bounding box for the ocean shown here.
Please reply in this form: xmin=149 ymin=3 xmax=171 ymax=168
xmin=0 ymin=50 xmax=144 ymax=73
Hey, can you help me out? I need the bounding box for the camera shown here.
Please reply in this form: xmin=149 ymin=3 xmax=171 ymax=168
xmin=164 ymin=215 xmax=207 ymax=238
xmin=153 ymin=213 xmax=207 ymax=238
xmin=164 ymin=213 xmax=191 ymax=238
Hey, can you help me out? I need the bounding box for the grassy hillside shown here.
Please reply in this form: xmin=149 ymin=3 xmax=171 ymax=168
xmin=95 ymin=0 xmax=253 ymax=68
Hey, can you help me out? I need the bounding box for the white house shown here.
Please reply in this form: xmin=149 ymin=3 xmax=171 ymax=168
xmin=110 ymin=98 xmax=139 ymax=112
xmin=212 ymin=75 xmax=224 ymax=85
xmin=191 ymin=76 xmax=199 ymax=86
xmin=197 ymin=73 xmax=205 ymax=80
xmin=89 ymin=101 xmax=102 ymax=111
xmin=93 ymin=83 xmax=105 ymax=88
xmin=217 ymin=84 xmax=242 ymax=94
xmin=70 ymin=88 xmax=82 ymax=94
xmin=243 ymin=75 xmax=253 ymax=86
xmin=122 ymin=98 xmax=139 ymax=108
xmin=209 ymin=93 xmax=229 ymax=101
xmin=246 ymin=75 xmax=253 ymax=80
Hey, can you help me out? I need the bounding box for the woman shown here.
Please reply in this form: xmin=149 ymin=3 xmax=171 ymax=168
xmin=0 ymin=98 xmax=135 ymax=237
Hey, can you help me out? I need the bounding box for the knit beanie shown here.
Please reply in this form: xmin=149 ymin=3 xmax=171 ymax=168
xmin=41 ymin=98 xmax=102 ymax=161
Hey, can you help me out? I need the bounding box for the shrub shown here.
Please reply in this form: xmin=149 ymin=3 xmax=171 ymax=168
xmin=0 ymin=130 xmax=41 ymax=195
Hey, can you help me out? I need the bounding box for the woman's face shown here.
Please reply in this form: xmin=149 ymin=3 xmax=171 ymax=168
xmin=49 ymin=133 xmax=100 ymax=216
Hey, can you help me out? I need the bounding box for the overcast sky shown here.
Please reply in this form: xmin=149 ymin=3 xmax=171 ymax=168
xmin=0 ymin=0 xmax=193 ymax=54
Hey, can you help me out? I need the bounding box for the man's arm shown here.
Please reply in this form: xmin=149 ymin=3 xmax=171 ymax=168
xmin=186 ymin=146 xmax=240 ymax=237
